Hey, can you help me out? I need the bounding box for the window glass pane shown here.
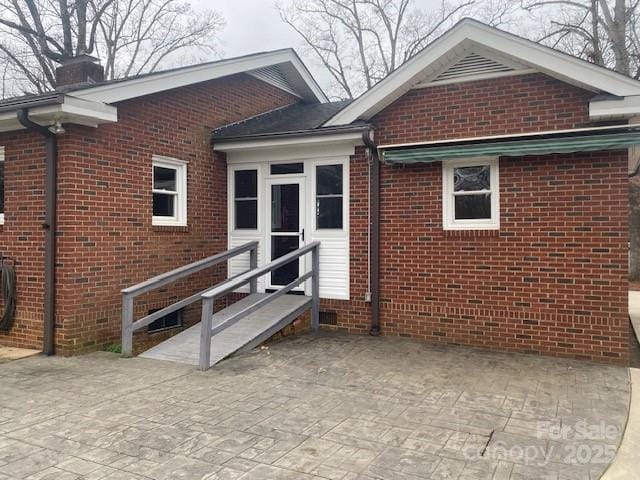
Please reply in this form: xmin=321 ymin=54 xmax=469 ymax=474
xmin=317 ymin=165 xmax=343 ymax=195
xmin=0 ymin=161 xmax=4 ymax=214
xmin=454 ymin=194 xmax=491 ymax=219
xmin=270 ymin=163 xmax=304 ymax=175
xmin=153 ymin=193 xmax=175 ymax=217
xmin=235 ymin=170 xmax=257 ymax=198
xmin=235 ymin=199 xmax=257 ymax=229
xmin=271 ymin=184 xmax=299 ymax=232
xmin=454 ymin=165 xmax=490 ymax=192
xmin=317 ymin=197 xmax=343 ymax=229
xmin=271 ymin=235 xmax=300 ymax=286
xmin=153 ymin=166 xmax=176 ymax=191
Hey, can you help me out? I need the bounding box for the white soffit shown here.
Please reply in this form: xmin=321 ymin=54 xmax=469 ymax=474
xmin=325 ymin=19 xmax=640 ymax=126
xmin=69 ymin=50 xmax=328 ymax=105
xmin=0 ymin=95 xmax=117 ymax=132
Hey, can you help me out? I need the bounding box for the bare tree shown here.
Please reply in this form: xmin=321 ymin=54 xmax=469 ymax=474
xmin=277 ymin=0 xmax=521 ymax=99
xmin=522 ymin=0 xmax=634 ymax=76
xmin=0 ymin=0 xmax=224 ymax=97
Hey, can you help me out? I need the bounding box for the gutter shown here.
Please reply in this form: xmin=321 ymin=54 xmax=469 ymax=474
xmin=16 ymin=109 xmax=58 ymax=356
xmin=362 ymin=127 xmax=380 ymax=336
xmin=212 ymin=124 xmax=369 ymax=145
xmin=0 ymin=93 xmax=65 ymax=114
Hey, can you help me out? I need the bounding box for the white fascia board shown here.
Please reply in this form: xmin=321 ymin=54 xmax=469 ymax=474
xmin=216 ymin=132 xmax=363 ymax=164
xmin=71 ymin=50 xmax=328 ymax=104
xmin=589 ymin=96 xmax=640 ymax=119
xmin=0 ymin=95 xmax=117 ymax=132
xmin=325 ymin=19 xmax=640 ymax=126
xmin=214 ymin=131 xmax=363 ymax=152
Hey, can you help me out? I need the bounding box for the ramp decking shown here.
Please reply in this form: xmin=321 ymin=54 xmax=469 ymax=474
xmin=139 ymin=293 xmax=311 ymax=367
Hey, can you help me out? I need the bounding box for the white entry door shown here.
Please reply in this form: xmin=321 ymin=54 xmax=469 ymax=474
xmin=266 ymin=177 xmax=306 ymax=291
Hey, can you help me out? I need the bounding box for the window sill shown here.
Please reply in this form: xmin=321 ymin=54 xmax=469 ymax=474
xmin=152 ymin=225 xmax=190 ymax=233
xmin=443 ymin=229 xmax=500 ymax=238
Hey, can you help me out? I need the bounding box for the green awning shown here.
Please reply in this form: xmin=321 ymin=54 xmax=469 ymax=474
xmin=382 ymin=131 xmax=640 ymax=165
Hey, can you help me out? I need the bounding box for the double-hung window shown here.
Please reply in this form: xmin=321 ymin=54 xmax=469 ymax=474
xmin=234 ymin=170 xmax=258 ymax=230
xmin=152 ymin=156 xmax=187 ymax=226
xmin=0 ymin=146 xmax=4 ymax=225
xmin=442 ymin=157 xmax=499 ymax=230
xmin=316 ymin=164 xmax=343 ymax=229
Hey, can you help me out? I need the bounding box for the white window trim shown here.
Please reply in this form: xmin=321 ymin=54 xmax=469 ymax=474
xmin=442 ymin=157 xmax=499 ymax=230
xmin=152 ymin=155 xmax=187 ymax=227
xmin=231 ymin=166 xmax=260 ymax=233
xmin=312 ymin=159 xmax=348 ymax=233
xmin=0 ymin=146 xmax=4 ymax=225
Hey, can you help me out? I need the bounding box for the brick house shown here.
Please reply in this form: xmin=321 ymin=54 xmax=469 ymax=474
xmin=1 ymin=19 xmax=638 ymax=363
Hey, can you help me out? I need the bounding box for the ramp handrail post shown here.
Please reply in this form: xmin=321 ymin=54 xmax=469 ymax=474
xmin=120 ymin=241 xmax=258 ymax=358
xmin=122 ymin=293 xmax=134 ymax=356
xmin=311 ymin=243 xmax=320 ymax=332
xmin=199 ymin=296 xmax=214 ymax=371
xmin=249 ymin=244 xmax=258 ymax=294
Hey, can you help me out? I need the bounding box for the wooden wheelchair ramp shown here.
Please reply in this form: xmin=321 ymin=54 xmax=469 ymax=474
xmin=122 ymin=241 xmax=320 ymax=370
xmin=139 ymin=293 xmax=311 ymax=367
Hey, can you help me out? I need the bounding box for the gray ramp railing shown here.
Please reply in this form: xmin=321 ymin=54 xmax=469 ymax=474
xmin=199 ymin=241 xmax=320 ymax=371
xmin=121 ymin=241 xmax=258 ymax=357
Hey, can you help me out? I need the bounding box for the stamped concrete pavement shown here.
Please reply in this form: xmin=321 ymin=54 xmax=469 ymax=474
xmin=0 ymin=332 xmax=631 ymax=479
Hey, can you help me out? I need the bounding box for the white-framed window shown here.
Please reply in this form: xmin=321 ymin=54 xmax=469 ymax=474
xmin=315 ymin=163 xmax=344 ymax=230
xmin=152 ymin=156 xmax=187 ymax=226
xmin=234 ymin=169 xmax=258 ymax=230
xmin=442 ymin=157 xmax=499 ymax=230
xmin=0 ymin=146 xmax=4 ymax=225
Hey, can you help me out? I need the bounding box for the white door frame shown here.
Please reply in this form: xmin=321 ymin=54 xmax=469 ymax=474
xmin=265 ymin=175 xmax=306 ymax=292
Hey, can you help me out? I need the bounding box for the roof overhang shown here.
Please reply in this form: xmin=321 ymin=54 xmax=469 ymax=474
xmin=589 ymin=95 xmax=640 ymax=120
xmin=380 ymin=124 xmax=640 ymax=165
xmin=0 ymin=94 xmax=117 ymax=133
xmin=214 ymin=126 xmax=367 ymax=164
xmin=69 ymin=49 xmax=328 ymax=105
xmin=325 ymin=19 xmax=640 ymax=126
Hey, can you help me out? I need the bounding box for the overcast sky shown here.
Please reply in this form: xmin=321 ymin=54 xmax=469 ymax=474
xmin=197 ymin=0 xmax=332 ymax=89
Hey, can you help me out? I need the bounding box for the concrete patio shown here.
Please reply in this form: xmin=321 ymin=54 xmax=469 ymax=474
xmin=0 ymin=332 xmax=631 ymax=479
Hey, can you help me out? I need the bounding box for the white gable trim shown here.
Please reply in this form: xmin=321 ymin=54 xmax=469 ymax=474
xmin=71 ymin=50 xmax=328 ymax=104
xmin=325 ymin=19 xmax=640 ymax=126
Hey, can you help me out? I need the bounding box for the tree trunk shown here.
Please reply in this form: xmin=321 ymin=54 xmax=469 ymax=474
xmin=613 ymin=0 xmax=629 ymax=75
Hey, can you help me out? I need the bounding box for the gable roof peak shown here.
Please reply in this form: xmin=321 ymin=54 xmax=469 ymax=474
xmin=325 ymin=18 xmax=640 ymax=126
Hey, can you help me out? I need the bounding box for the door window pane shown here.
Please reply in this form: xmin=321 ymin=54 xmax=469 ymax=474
xmin=234 ymin=170 xmax=257 ymax=229
xmin=271 ymin=184 xmax=299 ymax=232
xmin=454 ymin=194 xmax=491 ymax=219
xmin=316 ymin=164 xmax=343 ymax=229
xmin=271 ymin=236 xmax=300 ymax=285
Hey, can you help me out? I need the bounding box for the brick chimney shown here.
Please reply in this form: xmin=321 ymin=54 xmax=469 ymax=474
xmin=55 ymin=54 xmax=104 ymax=87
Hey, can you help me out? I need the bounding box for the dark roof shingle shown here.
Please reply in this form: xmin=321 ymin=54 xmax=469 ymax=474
xmin=211 ymin=101 xmax=352 ymax=140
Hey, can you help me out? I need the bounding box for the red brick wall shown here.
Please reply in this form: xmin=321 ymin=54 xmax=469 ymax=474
xmin=323 ymin=73 xmax=630 ymax=363
xmin=0 ymin=131 xmax=47 ymax=349
xmin=0 ymin=73 xmax=296 ymax=354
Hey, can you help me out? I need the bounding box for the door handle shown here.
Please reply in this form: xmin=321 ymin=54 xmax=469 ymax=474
xmin=301 ymin=228 xmax=305 ymax=241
